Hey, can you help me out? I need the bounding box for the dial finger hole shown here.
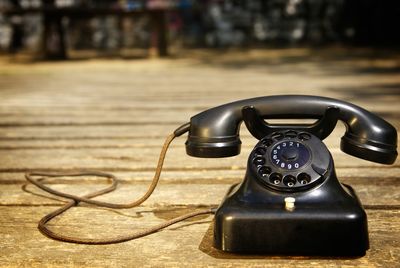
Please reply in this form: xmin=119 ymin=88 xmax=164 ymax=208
xmin=269 ymin=173 xmax=282 ymax=185
xmin=283 ymin=175 xmax=296 ymax=187
xmin=254 ymin=147 xmax=266 ymax=156
xmin=253 ymin=157 xmax=265 ymax=167
xmin=284 ymin=130 xmax=297 ymax=138
xmin=258 ymin=166 xmax=271 ymax=177
xmin=297 ymin=173 xmax=311 ymax=185
xmin=271 ymin=132 xmax=284 ymax=141
xmin=261 ymin=138 xmax=273 ymax=147
xmin=298 ymin=132 xmax=311 ymax=141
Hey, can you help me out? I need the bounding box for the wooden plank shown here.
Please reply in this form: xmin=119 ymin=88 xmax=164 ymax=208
xmin=0 ymin=145 xmax=397 ymax=172
xmin=1 ymin=177 xmax=400 ymax=207
xmin=0 ymin=65 xmax=399 ymax=109
xmin=0 ymin=114 xmax=397 ymax=128
xmin=0 ymin=105 xmax=398 ymax=117
xmin=0 ymin=168 xmax=398 ymax=183
xmin=0 ymin=131 xmax=396 ymax=150
xmin=1 ymin=183 xmax=229 ymax=207
xmin=0 ymin=207 xmax=398 ymax=267
xmin=0 ymin=110 xmax=191 ymax=125
xmin=0 ymin=125 xmax=176 ymax=139
xmin=0 ymin=96 xmax=398 ymax=113
xmin=0 ymin=101 xmax=398 ymax=115
xmin=0 ymin=102 xmax=398 ymax=114
xmin=0 ymin=119 xmax=397 ymax=140
xmin=0 ymin=125 xmax=397 ymax=170
xmin=0 ymin=134 xmax=352 ymax=148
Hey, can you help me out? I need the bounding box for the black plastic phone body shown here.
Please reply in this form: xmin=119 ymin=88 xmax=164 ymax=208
xmin=184 ymin=95 xmax=397 ymax=256
xmin=213 ymin=131 xmax=369 ymax=255
xmin=214 ymin=178 xmax=368 ymax=255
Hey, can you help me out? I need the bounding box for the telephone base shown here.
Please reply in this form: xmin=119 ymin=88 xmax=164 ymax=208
xmin=213 ymin=184 xmax=369 ymax=256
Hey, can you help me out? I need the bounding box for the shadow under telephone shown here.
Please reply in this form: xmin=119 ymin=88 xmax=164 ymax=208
xmin=26 ymin=95 xmax=398 ymax=256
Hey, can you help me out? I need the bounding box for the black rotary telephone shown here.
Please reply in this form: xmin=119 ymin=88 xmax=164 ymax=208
xmin=186 ymin=95 xmax=397 ymax=255
xmin=26 ymin=95 xmax=398 ymax=256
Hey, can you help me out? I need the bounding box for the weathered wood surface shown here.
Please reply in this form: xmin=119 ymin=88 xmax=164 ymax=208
xmin=0 ymin=48 xmax=399 ymax=267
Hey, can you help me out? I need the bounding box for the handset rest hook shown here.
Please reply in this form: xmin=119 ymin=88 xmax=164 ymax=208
xmin=242 ymin=106 xmax=340 ymax=140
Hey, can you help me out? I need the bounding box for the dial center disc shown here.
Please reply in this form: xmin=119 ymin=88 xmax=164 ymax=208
xmin=282 ymin=147 xmax=299 ymax=161
xmin=270 ymin=141 xmax=311 ymax=170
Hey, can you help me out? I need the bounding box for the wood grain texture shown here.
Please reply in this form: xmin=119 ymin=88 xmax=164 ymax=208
xmin=2 ymin=179 xmax=400 ymax=207
xmin=0 ymin=48 xmax=399 ymax=267
xmin=0 ymin=207 xmax=399 ymax=267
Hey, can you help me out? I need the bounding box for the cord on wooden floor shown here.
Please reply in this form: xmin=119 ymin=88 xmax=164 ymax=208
xmin=25 ymin=123 xmax=216 ymax=244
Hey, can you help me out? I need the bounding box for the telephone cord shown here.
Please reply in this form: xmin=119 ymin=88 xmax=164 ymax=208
xmin=25 ymin=123 xmax=216 ymax=244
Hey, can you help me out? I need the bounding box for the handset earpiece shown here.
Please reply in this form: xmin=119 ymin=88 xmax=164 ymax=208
xmin=185 ymin=95 xmax=397 ymax=164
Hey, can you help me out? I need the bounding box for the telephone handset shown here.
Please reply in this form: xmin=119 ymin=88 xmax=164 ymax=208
xmin=26 ymin=95 xmax=397 ymax=256
xmin=185 ymin=95 xmax=397 ymax=163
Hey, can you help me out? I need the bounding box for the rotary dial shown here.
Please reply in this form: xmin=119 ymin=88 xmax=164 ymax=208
xmin=250 ymin=130 xmax=330 ymax=192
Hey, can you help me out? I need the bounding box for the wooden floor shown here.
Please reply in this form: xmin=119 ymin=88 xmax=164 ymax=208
xmin=0 ymin=48 xmax=399 ymax=267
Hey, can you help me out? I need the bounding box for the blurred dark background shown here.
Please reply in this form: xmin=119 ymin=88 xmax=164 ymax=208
xmin=0 ymin=0 xmax=399 ymax=59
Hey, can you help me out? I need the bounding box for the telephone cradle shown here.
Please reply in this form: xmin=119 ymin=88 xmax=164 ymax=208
xmin=214 ymin=131 xmax=369 ymax=255
xmin=185 ymin=96 xmax=398 ymax=256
